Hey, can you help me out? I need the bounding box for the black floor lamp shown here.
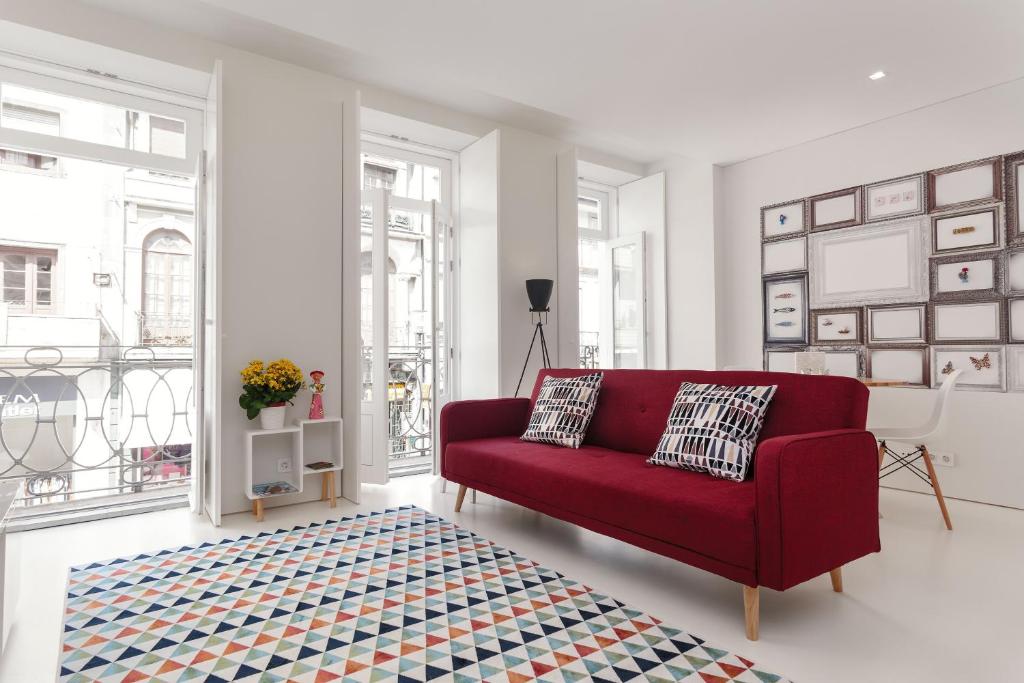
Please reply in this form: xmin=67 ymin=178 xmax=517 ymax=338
xmin=515 ymin=278 xmax=554 ymax=397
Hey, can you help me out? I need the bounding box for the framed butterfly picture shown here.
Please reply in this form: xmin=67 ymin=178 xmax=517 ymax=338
xmin=930 ymin=346 xmax=1005 ymax=391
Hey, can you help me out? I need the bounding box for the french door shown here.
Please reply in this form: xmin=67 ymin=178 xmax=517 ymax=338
xmin=360 ymin=189 xmax=453 ymax=484
xmin=599 ymin=232 xmax=647 ymax=369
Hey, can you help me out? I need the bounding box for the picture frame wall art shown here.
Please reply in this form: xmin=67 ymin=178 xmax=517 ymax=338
xmin=927 ymin=156 xmax=1002 ymax=213
xmin=1004 ymin=150 xmax=1024 ymax=246
xmin=762 ymin=236 xmax=807 ymax=275
xmin=864 ymin=174 xmax=925 ymax=222
xmin=928 ymin=300 xmax=1005 ymax=344
xmin=761 ymin=199 xmax=806 ymax=241
xmin=810 ymin=346 xmax=864 ymax=378
xmin=811 ymin=307 xmax=863 ymax=345
xmin=1009 ymin=297 xmax=1024 ymax=343
xmin=809 ymin=187 xmax=862 ymax=231
xmin=929 ymin=250 xmax=1003 ymax=301
xmin=1008 ymin=346 xmax=1024 ymax=392
xmin=931 ymin=205 xmax=1000 ymax=255
xmin=808 ymin=218 xmax=928 ymax=307
xmin=867 ymin=304 xmax=927 ymax=344
xmin=764 ymin=347 xmax=803 ymax=373
xmin=1007 ymin=247 xmax=1024 ymax=295
xmin=867 ymin=346 xmax=929 ymax=387
xmin=763 ymin=274 xmax=808 ymax=344
xmin=931 ymin=345 xmax=1005 ymax=391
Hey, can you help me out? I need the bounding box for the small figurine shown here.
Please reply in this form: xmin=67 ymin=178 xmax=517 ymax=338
xmin=308 ymin=370 xmax=325 ymax=420
xmin=959 ymin=267 xmax=969 ymax=283
xmin=778 ymin=214 xmax=787 ymax=225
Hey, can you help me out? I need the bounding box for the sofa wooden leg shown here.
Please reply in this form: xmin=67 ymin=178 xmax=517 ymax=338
xmin=829 ymin=567 xmax=843 ymax=593
xmin=742 ymin=585 xmax=759 ymax=641
xmin=454 ymin=485 xmax=468 ymax=512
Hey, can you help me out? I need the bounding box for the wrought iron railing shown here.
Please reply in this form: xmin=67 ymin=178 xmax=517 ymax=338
xmin=579 ymin=344 xmax=600 ymax=369
xmin=362 ymin=344 xmax=433 ymax=475
xmin=0 ymin=345 xmax=193 ymax=514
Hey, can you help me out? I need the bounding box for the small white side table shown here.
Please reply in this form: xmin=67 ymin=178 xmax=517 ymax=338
xmin=244 ymin=426 xmax=303 ymax=521
xmin=295 ymin=418 xmax=343 ymax=509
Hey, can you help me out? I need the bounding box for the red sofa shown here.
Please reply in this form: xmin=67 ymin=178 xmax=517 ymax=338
xmin=440 ymin=369 xmax=881 ymax=640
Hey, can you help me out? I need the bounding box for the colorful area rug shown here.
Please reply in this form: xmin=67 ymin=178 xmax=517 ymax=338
xmin=60 ymin=505 xmax=786 ymax=682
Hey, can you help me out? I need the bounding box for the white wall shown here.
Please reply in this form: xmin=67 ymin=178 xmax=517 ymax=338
xmin=718 ymin=78 xmax=1024 ymax=509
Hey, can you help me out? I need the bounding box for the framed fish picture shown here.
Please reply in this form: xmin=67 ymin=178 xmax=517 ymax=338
xmin=763 ymin=274 xmax=808 ymax=345
xmin=810 ymin=307 xmax=863 ymax=345
xmin=930 ymin=346 xmax=1005 ymax=391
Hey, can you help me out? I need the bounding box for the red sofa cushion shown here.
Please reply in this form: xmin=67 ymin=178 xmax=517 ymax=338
xmin=444 ymin=436 xmax=757 ymax=571
xmin=530 ymin=369 xmax=868 ymax=454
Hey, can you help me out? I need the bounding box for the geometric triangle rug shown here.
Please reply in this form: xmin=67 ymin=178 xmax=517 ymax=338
xmin=60 ymin=505 xmax=788 ymax=682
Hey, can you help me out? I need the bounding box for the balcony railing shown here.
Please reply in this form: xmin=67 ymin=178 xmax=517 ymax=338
xmin=579 ymin=344 xmax=600 ymax=369
xmin=0 ymin=345 xmax=193 ymax=523
xmin=363 ymin=344 xmax=433 ymax=477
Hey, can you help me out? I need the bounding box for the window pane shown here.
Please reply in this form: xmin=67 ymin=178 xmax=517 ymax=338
xmin=361 ymin=153 xmax=440 ymax=202
xmin=578 ymin=196 xmax=601 ymax=232
xmin=36 ymin=288 xmax=51 ymax=305
xmin=1 ymin=83 xmax=188 ymax=159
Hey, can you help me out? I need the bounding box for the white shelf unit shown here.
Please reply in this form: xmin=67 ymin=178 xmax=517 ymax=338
xmin=295 ymin=417 xmax=344 ymax=474
xmin=244 ymin=426 xmax=303 ymax=501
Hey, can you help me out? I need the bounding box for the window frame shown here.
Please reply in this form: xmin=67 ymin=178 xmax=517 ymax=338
xmin=0 ymin=244 xmax=60 ymax=314
xmin=578 ymin=180 xmax=617 ymax=241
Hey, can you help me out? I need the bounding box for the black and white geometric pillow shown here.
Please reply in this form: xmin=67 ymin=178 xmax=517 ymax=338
xmin=648 ymin=382 xmax=777 ymax=482
xmin=521 ymin=373 xmax=604 ymax=449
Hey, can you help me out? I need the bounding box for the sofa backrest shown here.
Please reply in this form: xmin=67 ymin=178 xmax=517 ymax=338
xmin=530 ymin=369 xmax=869 ymax=455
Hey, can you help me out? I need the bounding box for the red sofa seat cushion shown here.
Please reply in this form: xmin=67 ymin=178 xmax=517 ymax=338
xmin=444 ymin=436 xmax=757 ymax=571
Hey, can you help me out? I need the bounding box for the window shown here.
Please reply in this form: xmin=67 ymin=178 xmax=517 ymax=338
xmin=148 ymin=115 xmax=186 ymax=158
xmin=0 ymin=247 xmax=57 ymax=313
xmin=0 ymin=103 xmax=61 ymax=173
xmin=577 ymin=184 xmax=615 ymax=368
xmin=142 ymin=230 xmax=192 ymax=345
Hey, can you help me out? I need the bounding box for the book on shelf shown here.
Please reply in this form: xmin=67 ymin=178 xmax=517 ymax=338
xmin=252 ymin=481 xmax=298 ymax=497
xmin=305 ymin=461 xmax=335 ymax=471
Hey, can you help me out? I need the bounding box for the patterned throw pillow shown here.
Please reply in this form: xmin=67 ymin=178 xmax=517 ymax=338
xmin=648 ymin=382 xmax=777 ymax=482
xmin=521 ymin=373 xmax=604 ymax=449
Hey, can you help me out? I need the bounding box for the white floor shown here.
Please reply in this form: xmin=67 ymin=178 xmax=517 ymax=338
xmin=1 ymin=477 xmax=1021 ymax=682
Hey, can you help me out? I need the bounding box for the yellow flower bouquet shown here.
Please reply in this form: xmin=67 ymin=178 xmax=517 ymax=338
xmin=238 ymin=359 xmax=304 ymax=421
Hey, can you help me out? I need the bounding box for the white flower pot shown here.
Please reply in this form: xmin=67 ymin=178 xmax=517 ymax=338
xmin=259 ymin=404 xmax=286 ymax=430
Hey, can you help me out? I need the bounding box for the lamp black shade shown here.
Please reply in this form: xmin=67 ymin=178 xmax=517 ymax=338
xmin=525 ymin=279 xmax=554 ymax=312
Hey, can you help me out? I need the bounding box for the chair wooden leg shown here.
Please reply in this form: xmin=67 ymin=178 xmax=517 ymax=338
xmin=328 ymin=473 xmax=337 ymax=508
xmin=829 ymin=567 xmax=843 ymax=593
xmin=877 ymin=441 xmax=886 ymax=470
xmin=920 ymin=446 xmax=953 ymax=530
xmin=321 ymin=473 xmax=328 ymax=502
xmin=254 ymin=498 xmax=264 ymax=522
xmin=742 ymin=585 xmax=759 ymax=641
xmin=454 ymin=485 xmax=468 ymax=512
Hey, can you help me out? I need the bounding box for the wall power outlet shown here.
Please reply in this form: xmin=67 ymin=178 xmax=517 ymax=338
xmin=929 ymin=451 xmax=955 ymax=467
xmin=277 ymin=458 xmax=292 ymax=474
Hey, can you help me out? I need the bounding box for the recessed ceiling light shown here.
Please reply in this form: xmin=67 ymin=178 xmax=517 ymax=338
xmin=869 ymin=71 xmax=887 ymax=81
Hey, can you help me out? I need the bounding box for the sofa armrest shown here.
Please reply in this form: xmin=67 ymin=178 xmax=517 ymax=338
xmin=440 ymin=398 xmax=531 ymax=472
xmin=754 ymin=429 xmax=880 ymax=591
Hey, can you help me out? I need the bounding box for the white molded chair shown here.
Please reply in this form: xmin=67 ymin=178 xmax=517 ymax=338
xmin=872 ymin=369 xmax=961 ymax=530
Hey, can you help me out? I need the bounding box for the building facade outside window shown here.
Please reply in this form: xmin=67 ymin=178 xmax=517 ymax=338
xmin=0 ymin=247 xmax=56 ymax=313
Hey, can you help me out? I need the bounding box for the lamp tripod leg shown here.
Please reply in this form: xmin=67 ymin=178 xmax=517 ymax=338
xmin=515 ymin=322 xmax=542 ymax=397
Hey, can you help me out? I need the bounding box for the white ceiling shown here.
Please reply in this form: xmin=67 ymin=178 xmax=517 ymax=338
xmin=84 ymin=0 xmax=1024 ymax=165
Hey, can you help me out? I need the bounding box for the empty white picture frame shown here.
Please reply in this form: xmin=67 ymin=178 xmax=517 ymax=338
xmin=761 ymin=200 xmax=805 ymax=240
xmin=809 ymin=219 xmax=928 ymax=307
xmin=929 ymin=251 xmax=1002 ymax=301
xmin=762 ymin=237 xmax=807 ymax=275
xmin=932 ymin=206 xmax=1000 ymax=254
xmin=868 ymin=347 xmax=929 ymax=387
xmin=1005 ymin=151 xmax=1024 ymax=246
xmin=1010 ymin=298 xmax=1024 ymax=343
xmin=864 ymin=174 xmax=925 ymax=222
xmin=809 ymin=187 xmax=862 ymax=231
xmin=1008 ymin=248 xmax=1024 ymax=295
xmin=931 ymin=346 xmax=1005 ymax=391
xmin=1009 ymin=346 xmax=1024 ymax=392
xmin=927 ymin=157 xmax=1002 ymax=213
xmin=868 ymin=304 xmax=927 ymax=344
xmin=929 ymin=300 xmax=1004 ymax=343
xmin=812 ymin=347 xmax=863 ymax=378
xmin=765 ymin=348 xmax=800 ymax=372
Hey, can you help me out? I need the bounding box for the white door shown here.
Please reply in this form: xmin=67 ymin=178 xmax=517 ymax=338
xmin=201 ymin=61 xmax=222 ymax=525
xmin=360 ymin=188 xmax=389 ymax=485
xmin=191 ymin=152 xmax=205 ymax=515
xmin=433 ymin=203 xmax=453 ymax=474
xmin=602 ymin=233 xmax=647 ymax=368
